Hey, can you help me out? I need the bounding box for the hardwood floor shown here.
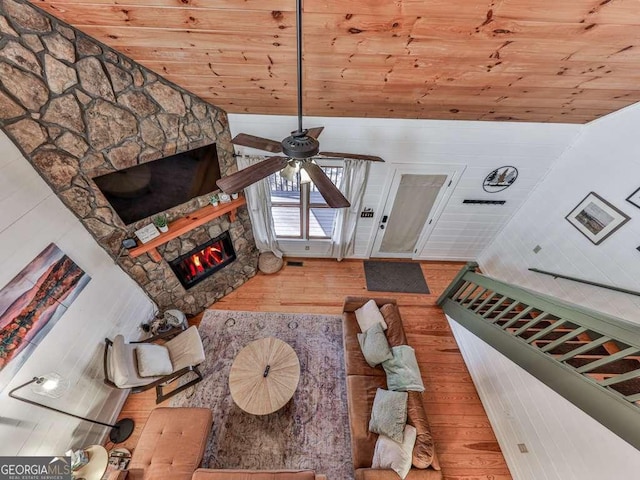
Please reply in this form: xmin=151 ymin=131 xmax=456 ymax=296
xmin=108 ymin=258 xmax=513 ymax=480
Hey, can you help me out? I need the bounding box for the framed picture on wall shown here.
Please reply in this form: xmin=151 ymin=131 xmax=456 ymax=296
xmin=565 ymin=192 xmax=630 ymax=245
xmin=626 ymin=186 xmax=640 ymax=210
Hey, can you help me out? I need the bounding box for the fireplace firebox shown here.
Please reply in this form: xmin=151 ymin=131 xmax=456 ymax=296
xmin=168 ymin=231 xmax=236 ymax=289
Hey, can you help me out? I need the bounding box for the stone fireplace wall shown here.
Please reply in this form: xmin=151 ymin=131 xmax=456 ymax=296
xmin=0 ymin=0 xmax=258 ymax=315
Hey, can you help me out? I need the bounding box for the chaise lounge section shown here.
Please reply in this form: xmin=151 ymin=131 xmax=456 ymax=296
xmin=342 ymin=297 xmax=442 ymax=480
xmin=108 ymin=407 xmax=326 ymax=480
xmin=108 ymin=407 xmax=213 ymax=480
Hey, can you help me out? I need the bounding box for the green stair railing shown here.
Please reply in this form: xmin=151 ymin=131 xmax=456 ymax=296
xmin=438 ymin=262 xmax=640 ymax=450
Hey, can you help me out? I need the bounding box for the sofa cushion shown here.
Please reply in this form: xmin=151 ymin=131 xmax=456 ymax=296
xmin=346 ymin=388 xmax=438 ymax=473
xmin=346 ymin=375 xmax=387 ymax=469
xmin=407 ymin=392 xmax=436 ymax=470
xmin=355 ymin=468 xmax=443 ymax=479
xmin=106 ymin=470 xmax=143 ymax=480
xmin=372 ymin=425 xmax=417 ymax=480
xmin=382 ymin=346 xmax=425 ymax=392
xmin=343 ymin=312 xmax=386 ymax=377
xmin=358 ymin=323 xmax=393 ymax=367
xmin=368 ymin=388 xmax=408 ymax=443
xmin=192 ymin=470 xmax=316 ymax=480
xmin=129 ymin=407 xmax=212 ymax=480
xmin=165 ymin=325 xmax=206 ymax=371
xmin=355 ymin=299 xmax=388 ymax=332
xmin=378 ymin=304 xmax=408 ymax=347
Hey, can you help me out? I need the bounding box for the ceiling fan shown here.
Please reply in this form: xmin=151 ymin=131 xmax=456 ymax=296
xmin=215 ymin=0 xmax=384 ymax=208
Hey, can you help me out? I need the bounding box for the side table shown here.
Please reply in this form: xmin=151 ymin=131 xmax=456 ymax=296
xmin=72 ymin=445 xmax=108 ymax=480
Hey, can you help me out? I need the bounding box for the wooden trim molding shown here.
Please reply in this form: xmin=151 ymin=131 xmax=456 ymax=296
xmin=129 ymin=196 xmax=246 ymax=262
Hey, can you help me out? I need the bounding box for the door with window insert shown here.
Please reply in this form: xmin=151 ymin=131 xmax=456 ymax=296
xmin=370 ymin=165 xmax=462 ymax=258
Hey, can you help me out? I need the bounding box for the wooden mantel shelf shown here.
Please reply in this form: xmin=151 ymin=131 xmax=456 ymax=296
xmin=129 ymin=195 xmax=247 ymax=262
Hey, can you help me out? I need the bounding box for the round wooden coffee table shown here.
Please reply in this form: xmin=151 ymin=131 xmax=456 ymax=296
xmin=229 ymin=337 xmax=300 ymax=415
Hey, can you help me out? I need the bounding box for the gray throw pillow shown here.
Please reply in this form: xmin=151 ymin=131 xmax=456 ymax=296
xmin=357 ymin=322 xmax=393 ymax=367
xmin=368 ymin=388 xmax=408 ymax=443
xmin=382 ymin=345 xmax=425 ymax=392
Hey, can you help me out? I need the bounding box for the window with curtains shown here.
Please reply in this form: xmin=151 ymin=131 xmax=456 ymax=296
xmin=269 ymin=159 xmax=343 ymax=239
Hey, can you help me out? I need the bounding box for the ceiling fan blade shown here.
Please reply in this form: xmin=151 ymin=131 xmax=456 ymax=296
xmin=306 ymin=127 xmax=324 ymax=139
xmin=301 ymin=162 xmax=350 ymax=208
xmin=319 ymin=151 xmax=384 ymax=162
xmin=232 ymin=133 xmax=283 ymax=153
xmin=216 ymin=156 xmax=289 ymax=193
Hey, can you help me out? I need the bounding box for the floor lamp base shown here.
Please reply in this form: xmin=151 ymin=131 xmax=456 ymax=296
xmin=109 ymin=418 xmax=135 ymax=443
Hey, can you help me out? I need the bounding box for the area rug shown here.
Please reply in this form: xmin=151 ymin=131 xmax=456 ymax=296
xmin=170 ymin=310 xmax=353 ymax=479
xmin=364 ymin=260 xmax=430 ymax=294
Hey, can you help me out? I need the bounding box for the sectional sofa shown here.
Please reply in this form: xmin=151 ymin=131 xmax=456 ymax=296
xmin=342 ymin=296 xmax=442 ymax=480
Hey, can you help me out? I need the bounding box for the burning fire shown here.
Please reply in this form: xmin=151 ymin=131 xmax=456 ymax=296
xmin=180 ymin=241 xmax=226 ymax=281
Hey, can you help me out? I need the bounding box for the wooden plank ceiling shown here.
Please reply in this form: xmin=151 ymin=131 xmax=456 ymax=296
xmin=31 ymin=0 xmax=640 ymax=123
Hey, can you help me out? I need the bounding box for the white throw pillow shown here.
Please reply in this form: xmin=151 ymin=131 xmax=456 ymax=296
xmin=355 ymin=299 xmax=387 ymax=332
xmin=135 ymin=344 xmax=173 ymax=377
xmin=372 ymin=424 xmax=417 ymax=480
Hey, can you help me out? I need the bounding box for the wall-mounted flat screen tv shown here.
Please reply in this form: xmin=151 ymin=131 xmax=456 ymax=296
xmin=92 ymin=143 xmax=221 ymax=225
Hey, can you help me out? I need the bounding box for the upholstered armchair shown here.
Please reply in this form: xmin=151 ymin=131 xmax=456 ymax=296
xmin=103 ymin=325 xmax=205 ymax=404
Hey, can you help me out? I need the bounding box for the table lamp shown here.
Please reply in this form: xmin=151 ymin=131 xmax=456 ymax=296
xmin=8 ymin=373 xmax=134 ymax=443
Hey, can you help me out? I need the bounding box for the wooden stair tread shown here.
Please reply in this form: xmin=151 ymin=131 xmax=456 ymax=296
xmin=565 ymin=357 xmax=640 ymax=373
xmin=607 ymin=378 xmax=640 ymax=397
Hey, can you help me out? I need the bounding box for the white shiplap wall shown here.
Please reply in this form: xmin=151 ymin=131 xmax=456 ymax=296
xmin=479 ymin=101 xmax=640 ymax=325
xmin=229 ymin=115 xmax=582 ymax=260
xmin=445 ymin=102 xmax=640 ymax=479
xmin=0 ymin=131 xmax=155 ymax=456
xmin=448 ymin=316 xmax=640 ymax=480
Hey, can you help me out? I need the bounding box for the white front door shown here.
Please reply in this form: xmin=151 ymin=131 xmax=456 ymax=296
xmin=370 ymin=164 xmax=462 ymax=258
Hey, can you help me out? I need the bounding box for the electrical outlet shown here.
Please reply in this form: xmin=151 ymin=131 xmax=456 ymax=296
xmin=533 ymin=245 xmax=542 ymax=254
xmin=517 ymin=443 xmax=529 ymax=453
xmin=304 ymin=245 xmax=310 ymax=250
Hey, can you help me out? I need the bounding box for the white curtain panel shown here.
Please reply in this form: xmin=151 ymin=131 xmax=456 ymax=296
xmin=237 ymin=155 xmax=283 ymax=258
xmin=331 ymin=159 xmax=370 ymax=261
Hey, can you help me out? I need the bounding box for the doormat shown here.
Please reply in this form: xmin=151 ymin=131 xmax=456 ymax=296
xmin=364 ymin=260 xmax=430 ymax=294
xmin=170 ymin=309 xmax=353 ymax=479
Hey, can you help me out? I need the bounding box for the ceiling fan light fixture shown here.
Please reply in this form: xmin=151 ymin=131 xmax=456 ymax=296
xmin=300 ymin=166 xmax=311 ymax=184
xmin=281 ymin=162 xmax=298 ymax=182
